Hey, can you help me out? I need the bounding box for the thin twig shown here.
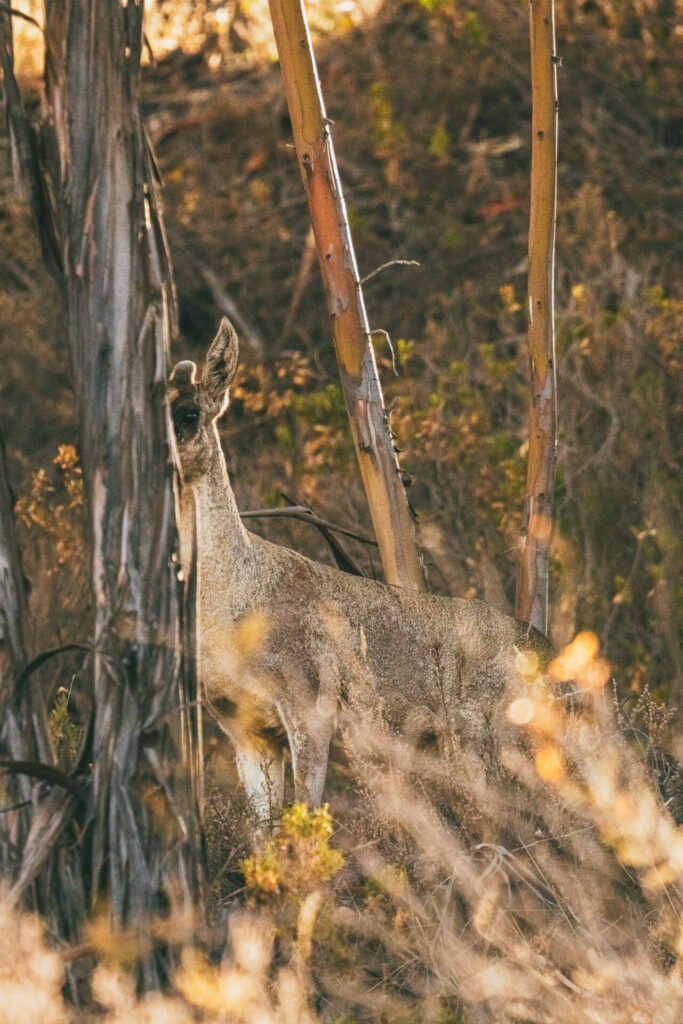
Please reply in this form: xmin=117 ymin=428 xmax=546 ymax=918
xmin=369 ymin=328 xmax=398 ymax=375
xmin=278 ymin=225 xmax=316 ymax=349
xmin=0 ymin=759 xmax=85 ymax=799
xmin=359 ymin=259 xmax=420 ymax=286
xmin=195 ymin=259 xmax=265 ymax=358
xmin=13 ymin=643 xmax=90 ymax=698
xmin=0 ymin=798 xmax=31 ymax=814
xmin=0 ymin=4 xmax=42 ymax=31
xmin=240 ymin=505 xmax=378 ymax=546
xmin=277 ymin=492 xmax=370 ymax=576
xmin=142 ymin=31 xmax=157 ymax=67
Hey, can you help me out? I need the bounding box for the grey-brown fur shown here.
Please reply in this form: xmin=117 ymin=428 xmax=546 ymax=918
xmin=169 ymin=318 xmax=550 ymax=822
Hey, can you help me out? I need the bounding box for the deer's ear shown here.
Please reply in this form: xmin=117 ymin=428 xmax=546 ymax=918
xmin=204 ymin=317 xmax=239 ymax=405
xmin=169 ymin=360 xmax=197 ymax=387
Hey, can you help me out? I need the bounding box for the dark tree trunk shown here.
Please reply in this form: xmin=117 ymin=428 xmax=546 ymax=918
xmin=1 ymin=2 xmax=202 ymax=982
xmin=0 ymin=434 xmax=31 ymax=685
xmin=0 ymin=431 xmax=35 ymax=877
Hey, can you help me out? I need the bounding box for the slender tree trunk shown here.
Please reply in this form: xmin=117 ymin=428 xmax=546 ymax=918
xmin=0 ymin=432 xmax=34 ymax=876
xmin=0 ymin=435 xmax=31 ymax=688
xmin=2 ymin=3 xmax=202 ymax=980
xmin=268 ymin=0 xmax=424 ymax=592
xmin=515 ymin=0 xmax=559 ymax=635
xmin=0 ymin=434 xmax=52 ymax=769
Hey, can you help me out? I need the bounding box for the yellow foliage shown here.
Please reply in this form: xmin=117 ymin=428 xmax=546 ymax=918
xmin=514 ymin=648 xmax=540 ymax=678
xmin=242 ymin=803 xmax=344 ymax=899
xmin=549 ymin=631 xmax=600 ymax=682
xmin=535 ymin=745 xmax=565 ymax=783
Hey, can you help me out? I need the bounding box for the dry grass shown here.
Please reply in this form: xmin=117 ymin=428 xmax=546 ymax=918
xmin=2 ymin=634 xmax=682 ymax=1023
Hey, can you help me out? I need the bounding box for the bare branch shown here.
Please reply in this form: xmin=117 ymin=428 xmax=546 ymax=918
xmin=359 ymin=259 xmax=420 ymax=286
xmin=240 ymin=505 xmax=378 ymax=546
xmin=369 ymin=329 xmax=398 ymax=376
xmin=0 ymin=4 xmax=42 ymax=31
xmin=196 ymin=260 xmax=264 ymax=359
xmin=0 ymin=759 xmax=84 ymax=799
xmin=278 ymin=225 xmax=316 ymax=348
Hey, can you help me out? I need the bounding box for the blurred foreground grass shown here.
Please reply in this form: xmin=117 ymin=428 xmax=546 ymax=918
xmin=2 ymin=632 xmax=682 ymax=1022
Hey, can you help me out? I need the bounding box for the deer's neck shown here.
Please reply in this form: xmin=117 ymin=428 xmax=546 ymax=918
xmin=179 ymin=429 xmax=252 ymax=594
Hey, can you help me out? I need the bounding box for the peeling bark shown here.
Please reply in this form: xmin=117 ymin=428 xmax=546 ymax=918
xmin=1 ymin=2 xmax=202 ymax=975
xmin=0 ymin=432 xmax=34 ymax=877
xmin=0 ymin=435 xmax=30 ymax=684
xmin=43 ymin=0 xmax=201 ymax=948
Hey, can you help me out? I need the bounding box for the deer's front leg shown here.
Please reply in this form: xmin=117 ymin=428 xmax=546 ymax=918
xmin=233 ymin=736 xmax=285 ymax=825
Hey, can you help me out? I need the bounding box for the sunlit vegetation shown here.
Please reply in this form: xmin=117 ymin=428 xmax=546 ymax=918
xmin=2 ymin=635 xmax=683 ymax=1021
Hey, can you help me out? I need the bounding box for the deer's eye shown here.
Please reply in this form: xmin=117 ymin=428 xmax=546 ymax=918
xmin=173 ymin=406 xmax=199 ymax=442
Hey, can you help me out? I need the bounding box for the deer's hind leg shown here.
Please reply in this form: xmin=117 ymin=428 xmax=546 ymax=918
xmin=285 ymin=716 xmax=334 ymax=809
xmin=275 ymin=650 xmax=340 ymax=810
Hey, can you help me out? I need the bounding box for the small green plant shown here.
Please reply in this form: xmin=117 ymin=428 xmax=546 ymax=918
xmin=429 ymin=124 xmax=451 ymax=158
xmin=464 ymin=10 xmax=488 ymax=48
xmin=418 ymin=0 xmax=456 ymax=13
xmin=49 ymin=684 xmax=83 ymax=767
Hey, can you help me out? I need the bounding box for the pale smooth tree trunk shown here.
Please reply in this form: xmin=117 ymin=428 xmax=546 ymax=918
xmin=268 ymin=0 xmax=424 ymax=592
xmin=515 ymin=0 xmax=559 ymax=635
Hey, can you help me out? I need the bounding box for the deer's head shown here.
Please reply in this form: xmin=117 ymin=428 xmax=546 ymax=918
xmin=168 ymin=317 xmax=239 ymax=483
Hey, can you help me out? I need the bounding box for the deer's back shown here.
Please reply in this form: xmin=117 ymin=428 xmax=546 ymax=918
xmin=199 ymin=533 xmax=550 ymax=755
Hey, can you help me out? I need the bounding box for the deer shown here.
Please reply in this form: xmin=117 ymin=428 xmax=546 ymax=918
xmin=169 ymin=318 xmax=551 ymax=824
